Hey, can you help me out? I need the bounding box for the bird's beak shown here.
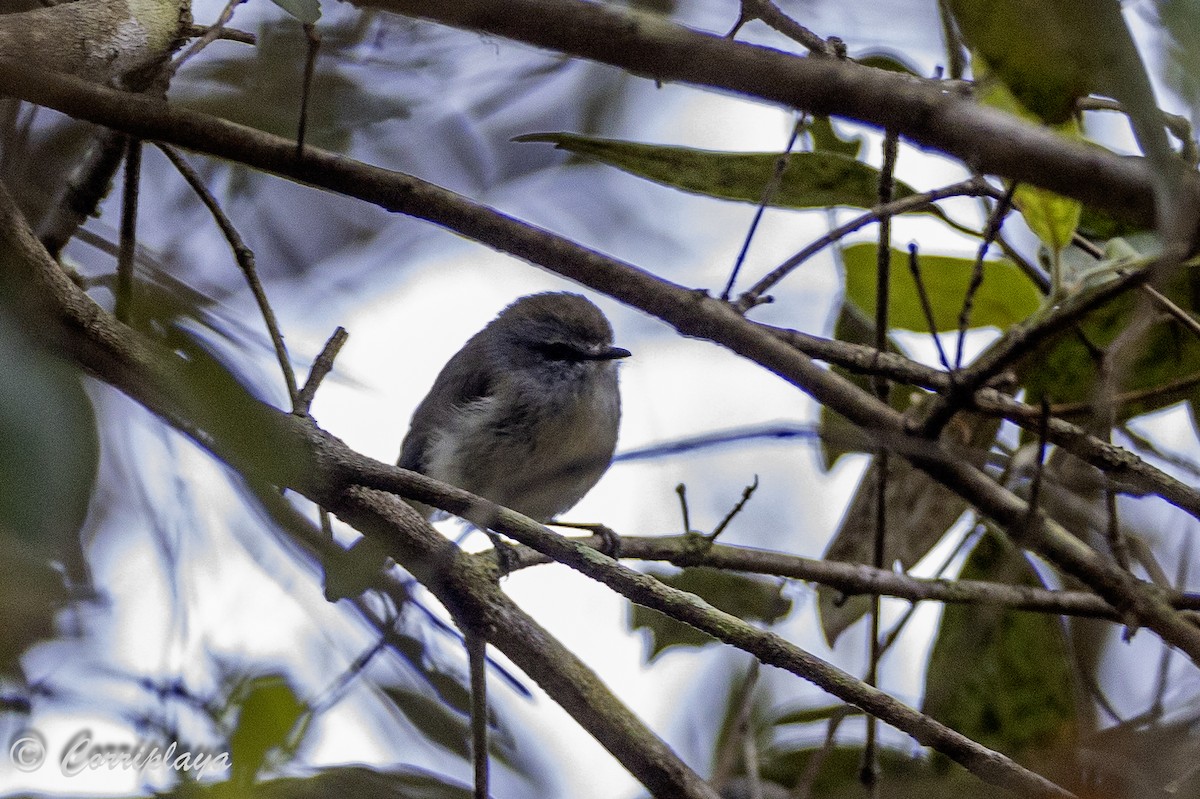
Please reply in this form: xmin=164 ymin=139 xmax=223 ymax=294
xmin=588 ymin=345 xmax=631 ymax=361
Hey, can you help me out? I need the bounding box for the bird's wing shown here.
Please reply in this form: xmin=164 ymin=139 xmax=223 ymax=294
xmin=397 ymin=334 xmax=496 ymax=472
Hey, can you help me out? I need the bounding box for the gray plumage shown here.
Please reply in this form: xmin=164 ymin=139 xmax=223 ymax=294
xmin=399 ymin=292 xmax=629 ymax=522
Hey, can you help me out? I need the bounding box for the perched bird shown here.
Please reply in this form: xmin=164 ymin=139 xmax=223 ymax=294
xmin=399 ymin=292 xmax=629 ymax=525
xmin=325 ymin=292 xmax=628 ymax=599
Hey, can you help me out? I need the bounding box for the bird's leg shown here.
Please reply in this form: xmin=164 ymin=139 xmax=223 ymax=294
xmin=549 ymin=521 xmax=622 ymax=558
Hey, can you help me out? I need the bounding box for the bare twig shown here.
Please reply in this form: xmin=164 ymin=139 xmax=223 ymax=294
xmin=906 ymin=242 xmax=953 ymax=371
xmin=115 ymin=137 xmax=140 ymax=324
xmin=466 ymin=631 xmax=489 ymax=799
xmin=185 ymin=23 xmax=256 ymax=45
xmin=296 ymin=22 xmax=322 ymax=158
xmin=863 ymin=127 xmax=898 ymax=798
xmin=1105 ymin=482 xmax=1131 ymax=572
xmin=709 ymin=476 xmax=760 ymax=540
xmin=737 ymin=178 xmax=993 ymax=311
xmin=792 ymin=706 xmax=854 ymax=799
xmin=955 ymin=182 xmax=1016 ymax=370
xmin=296 ymin=326 xmax=349 ymax=416
xmin=676 ymin=483 xmax=692 ymax=534
xmin=733 ymin=0 xmax=834 ymax=56
xmin=171 ymin=0 xmax=247 ymax=74
xmin=155 ymin=143 xmax=300 ymax=407
xmin=721 ymin=115 xmax=805 ymax=301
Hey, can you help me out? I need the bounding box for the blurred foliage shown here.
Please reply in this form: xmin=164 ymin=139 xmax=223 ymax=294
xmin=629 ymin=568 xmax=791 ymax=661
xmin=974 ymin=70 xmax=1084 ymax=257
xmin=1160 ymin=0 xmax=1200 ymax=116
xmin=173 ymin=764 xmax=476 ymax=799
xmin=269 ymin=0 xmax=322 ymax=24
xmin=226 ymin=674 xmax=310 ymax=785
xmin=923 ymin=532 xmax=1078 ymax=766
xmin=0 ymin=306 xmax=98 ymax=557
xmin=0 ymin=300 xmax=96 ymax=680
xmin=1020 ymin=250 xmax=1200 ymax=422
xmin=176 ymin=20 xmax=410 ymax=153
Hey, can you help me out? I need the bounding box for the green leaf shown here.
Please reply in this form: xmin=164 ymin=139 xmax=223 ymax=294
xmin=856 ymin=51 xmax=922 ymax=76
xmin=629 ymin=568 xmax=791 ymax=661
xmin=922 ymin=531 xmax=1077 ymax=763
xmin=382 ymin=687 xmax=472 ymax=762
xmin=1013 ymin=183 xmax=1082 ymax=255
xmin=771 ymin=703 xmax=857 ymax=726
xmin=0 ymin=308 xmax=97 ymax=555
xmin=1020 ymin=254 xmax=1200 ymax=421
xmin=268 ymin=0 xmax=321 ymax=24
xmin=514 ymin=132 xmax=920 ymax=210
xmin=841 ymin=243 xmax=1041 ymax=332
xmin=947 ymin=0 xmax=1096 ymax=124
xmin=974 ymin=73 xmax=1083 ymax=255
xmin=808 ymin=116 xmax=863 ymax=158
xmin=228 ymin=675 xmax=308 ymax=784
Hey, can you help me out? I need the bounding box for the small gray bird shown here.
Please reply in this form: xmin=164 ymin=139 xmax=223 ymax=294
xmin=326 ymin=292 xmax=627 ymax=599
xmin=399 ymin=292 xmax=630 ymax=525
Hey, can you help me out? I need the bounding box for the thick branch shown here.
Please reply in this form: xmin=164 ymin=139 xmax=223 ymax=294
xmin=342 ymin=0 xmax=1175 ymax=228
xmin=0 ymin=181 xmax=720 ymax=799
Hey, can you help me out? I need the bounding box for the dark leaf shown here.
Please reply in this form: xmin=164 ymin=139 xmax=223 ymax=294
xmin=514 ymin=133 xmax=920 ymax=210
xmin=630 ymin=568 xmax=791 ymax=661
xmin=922 ymin=531 xmax=1077 ymax=765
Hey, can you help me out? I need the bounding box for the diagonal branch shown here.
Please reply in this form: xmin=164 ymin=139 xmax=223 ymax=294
xmin=3 ymin=59 xmax=1198 ymax=668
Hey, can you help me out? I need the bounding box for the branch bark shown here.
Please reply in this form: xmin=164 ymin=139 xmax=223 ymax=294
xmin=341 ymin=0 xmax=1181 ymax=229
xmin=3 ymin=61 xmax=1198 ymax=666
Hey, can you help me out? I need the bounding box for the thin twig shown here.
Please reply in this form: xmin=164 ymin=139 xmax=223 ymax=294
xmin=171 ymin=0 xmax=247 ymax=75
xmin=1020 ymin=400 xmax=1052 ymax=542
xmin=1105 ymin=482 xmax=1131 ymax=572
xmin=1073 ymin=235 xmax=1200 ymax=340
xmin=504 ymin=532 xmax=1200 ymax=620
xmin=467 ymin=631 xmax=489 ymax=799
xmin=721 ymin=115 xmax=805 ymax=301
xmin=737 ymin=178 xmax=994 ymax=311
xmin=1077 ymin=96 xmax=1197 ymax=166
xmin=864 ymin=128 xmax=898 ymax=799
xmin=185 ymin=24 xmax=257 ymax=45
xmin=296 ymin=326 xmax=349 ymax=416
xmin=912 ymin=260 xmax=1157 ymax=438
xmin=955 ymin=183 xmax=1017 ymax=370
xmin=115 ymin=137 xmax=140 ymax=324
xmin=155 ymin=143 xmax=300 ymax=406
xmin=733 ymin=0 xmax=834 ymax=56
xmin=676 ymin=483 xmax=692 ymax=534
xmin=709 ymin=476 xmax=760 ymax=540
xmin=296 ymin=22 xmax=322 ymax=158
xmin=906 ymin=242 xmax=953 ymax=371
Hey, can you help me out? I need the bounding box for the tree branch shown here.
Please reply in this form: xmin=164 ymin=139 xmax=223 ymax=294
xmin=3 ymin=59 xmax=1197 ymax=667
xmin=343 ymin=0 xmax=1175 ymax=229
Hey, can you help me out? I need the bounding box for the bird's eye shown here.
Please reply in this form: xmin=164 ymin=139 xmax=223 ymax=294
xmin=535 ymin=341 xmax=582 ymax=361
